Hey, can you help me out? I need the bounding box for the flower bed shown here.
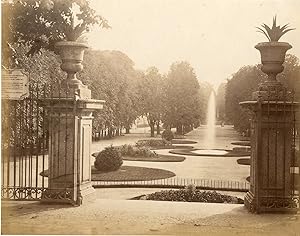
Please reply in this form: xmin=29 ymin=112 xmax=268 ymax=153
xmin=134 ymin=186 xmax=244 ymax=204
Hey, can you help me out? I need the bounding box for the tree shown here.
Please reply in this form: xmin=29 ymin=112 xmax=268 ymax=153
xmin=225 ymin=65 xmax=266 ymax=133
xmin=77 ymin=49 xmax=142 ymax=137
xmin=216 ymin=83 xmax=226 ymax=123
xmin=139 ymin=67 xmax=164 ymax=137
xmin=2 ymin=0 xmax=109 ymax=67
xmin=164 ymin=62 xmax=201 ymax=134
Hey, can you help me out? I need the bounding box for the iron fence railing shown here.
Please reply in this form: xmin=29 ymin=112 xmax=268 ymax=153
xmin=92 ymin=178 xmax=250 ymax=192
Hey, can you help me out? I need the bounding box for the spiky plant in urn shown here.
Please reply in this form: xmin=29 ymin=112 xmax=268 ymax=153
xmin=254 ymin=16 xmax=295 ymax=100
xmin=53 ymin=0 xmax=110 ymax=98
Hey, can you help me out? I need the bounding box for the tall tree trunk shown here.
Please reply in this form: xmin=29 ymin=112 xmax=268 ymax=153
xmin=150 ymin=123 xmax=155 ymax=137
xmin=125 ymin=128 xmax=130 ymax=134
xmin=156 ymin=121 xmax=160 ymax=135
xmin=176 ymin=125 xmax=183 ymax=135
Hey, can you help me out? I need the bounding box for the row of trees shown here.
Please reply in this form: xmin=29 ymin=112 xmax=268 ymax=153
xmin=225 ymin=54 xmax=300 ymax=134
xmin=6 ymin=43 xmax=212 ymax=138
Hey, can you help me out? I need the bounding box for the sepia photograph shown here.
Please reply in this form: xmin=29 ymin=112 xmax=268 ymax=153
xmin=1 ymin=0 xmax=300 ymax=235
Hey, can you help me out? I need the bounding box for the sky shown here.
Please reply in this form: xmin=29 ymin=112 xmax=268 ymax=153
xmin=88 ymin=0 xmax=300 ymax=88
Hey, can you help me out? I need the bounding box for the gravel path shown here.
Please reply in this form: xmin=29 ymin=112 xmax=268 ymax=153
xmin=2 ymin=199 xmax=299 ymax=235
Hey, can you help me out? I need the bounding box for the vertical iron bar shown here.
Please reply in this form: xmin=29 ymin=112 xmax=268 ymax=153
xmin=291 ymin=91 xmax=296 ymax=197
xmin=6 ymin=101 xmax=13 ymax=197
xmin=29 ymin=83 xmax=33 ymax=188
xmin=267 ymin=87 xmax=270 ymax=190
xmin=64 ymin=86 xmax=69 ymax=189
xmin=41 ymin=84 xmax=46 ymax=189
xmin=274 ymin=87 xmax=279 ymax=190
xmin=57 ymin=83 xmax=61 ymax=182
xmin=283 ymin=88 xmax=287 ymax=194
xmin=24 ymin=97 xmax=28 ymax=187
xmin=35 ymin=84 xmax=39 ymax=198
xmin=19 ymin=99 xmax=24 ymax=189
xmin=49 ymin=84 xmax=54 ymax=189
xmin=13 ymin=100 xmax=18 ymax=191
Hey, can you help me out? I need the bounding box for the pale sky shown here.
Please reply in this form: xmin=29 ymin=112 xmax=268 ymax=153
xmin=88 ymin=0 xmax=300 ymax=87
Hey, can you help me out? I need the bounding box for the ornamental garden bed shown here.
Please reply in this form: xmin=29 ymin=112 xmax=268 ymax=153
xmin=41 ymin=165 xmax=176 ymax=181
xmin=93 ymin=143 xmax=187 ymax=162
xmin=91 ymin=166 xmax=175 ymax=181
xmin=169 ymin=148 xmax=250 ymax=157
xmin=123 ymin=154 xmax=185 ymax=162
xmin=231 ymin=141 xmax=251 ymax=146
xmin=136 ymin=139 xmax=195 ymax=150
xmin=237 ymin=158 xmax=251 ymax=165
xmin=171 ymin=139 xmax=197 ymax=145
xmin=132 ymin=188 xmax=244 ymax=204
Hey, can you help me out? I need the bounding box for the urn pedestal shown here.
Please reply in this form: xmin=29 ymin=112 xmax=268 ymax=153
xmin=41 ymin=41 xmax=105 ymax=205
xmin=240 ymin=41 xmax=299 ymax=213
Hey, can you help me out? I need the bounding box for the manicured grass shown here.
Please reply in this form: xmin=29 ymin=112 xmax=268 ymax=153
xmin=171 ymin=139 xmax=197 ymax=144
xmin=231 ymin=141 xmax=251 ymax=146
xmin=170 ymin=148 xmax=251 ymax=157
xmin=91 ymin=165 xmax=175 ymax=181
xmin=123 ymin=154 xmax=185 ymax=162
xmin=149 ymin=145 xmax=194 ymax=150
xmin=237 ymin=158 xmax=251 ymax=165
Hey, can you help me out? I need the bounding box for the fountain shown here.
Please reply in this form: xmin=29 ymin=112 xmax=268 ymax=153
xmin=204 ymin=91 xmax=216 ymax=148
xmin=170 ymin=90 xmax=250 ymax=157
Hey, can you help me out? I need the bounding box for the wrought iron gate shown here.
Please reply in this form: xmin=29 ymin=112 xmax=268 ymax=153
xmin=1 ymin=83 xmax=49 ymax=200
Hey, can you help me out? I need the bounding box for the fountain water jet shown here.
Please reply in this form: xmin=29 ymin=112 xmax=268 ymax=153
xmin=204 ymin=91 xmax=216 ymax=148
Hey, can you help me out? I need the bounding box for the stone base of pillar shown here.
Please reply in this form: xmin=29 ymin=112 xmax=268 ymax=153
xmin=245 ymin=191 xmax=298 ymax=213
xmin=77 ymin=182 xmax=96 ymax=205
xmin=41 ymin=182 xmax=96 ymax=205
xmin=41 ymin=188 xmax=75 ymax=205
xmin=244 ymin=191 xmax=257 ymax=213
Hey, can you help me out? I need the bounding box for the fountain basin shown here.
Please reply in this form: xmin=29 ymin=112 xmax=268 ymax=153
xmin=169 ymin=148 xmax=250 ymax=157
xmin=192 ymin=149 xmax=229 ymax=156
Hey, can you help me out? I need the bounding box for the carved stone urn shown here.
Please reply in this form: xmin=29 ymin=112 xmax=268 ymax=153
xmin=55 ymin=41 xmax=91 ymax=98
xmin=254 ymin=42 xmax=292 ymax=99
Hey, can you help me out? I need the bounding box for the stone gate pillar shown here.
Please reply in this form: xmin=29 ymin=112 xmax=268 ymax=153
xmin=41 ymin=41 xmax=104 ymax=205
xmin=240 ymin=41 xmax=299 ymax=213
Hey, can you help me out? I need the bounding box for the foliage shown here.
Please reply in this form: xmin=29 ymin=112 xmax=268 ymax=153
xmin=94 ymin=146 xmax=123 ymax=171
xmin=2 ymin=0 xmax=109 ymax=62
xmin=225 ymin=65 xmax=266 ymax=133
xmin=163 ymin=62 xmax=204 ymax=134
xmin=256 ymin=16 xmax=295 ymax=42
xmin=116 ymin=144 xmax=158 ymax=158
xmin=216 ymin=83 xmax=226 ymax=123
xmin=144 ymin=187 xmax=243 ymax=204
xmin=161 ymin=129 xmax=174 ymax=141
xmin=139 ymin=67 xmax=165 ymax=137
xmin=136 ymin=139 xmax=172 ymax=148
xmin=77 ymin=50 xmax=142 ymax=136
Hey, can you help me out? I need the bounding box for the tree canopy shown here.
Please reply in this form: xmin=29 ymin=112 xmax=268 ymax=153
xmin=163 ymin=62 xmax=203 ymax=134
xmin=2 ymin=0 xmax=109 ymax=67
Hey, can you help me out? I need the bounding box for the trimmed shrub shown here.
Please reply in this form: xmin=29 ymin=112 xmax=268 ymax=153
xmin=94 ymin=146 xmax=123 ymax=171
xmin=117 ymin=144 xmax=158 ymax=158
xmin=136 ymin=139 xmax=171 ymax=148
xmin=135 ymin=146 xmax=158 ymax=158
xmin=162 ymin=129 xmax=174 ymax=141
xmin=119 ymin=144 xmax=135 ymax=156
